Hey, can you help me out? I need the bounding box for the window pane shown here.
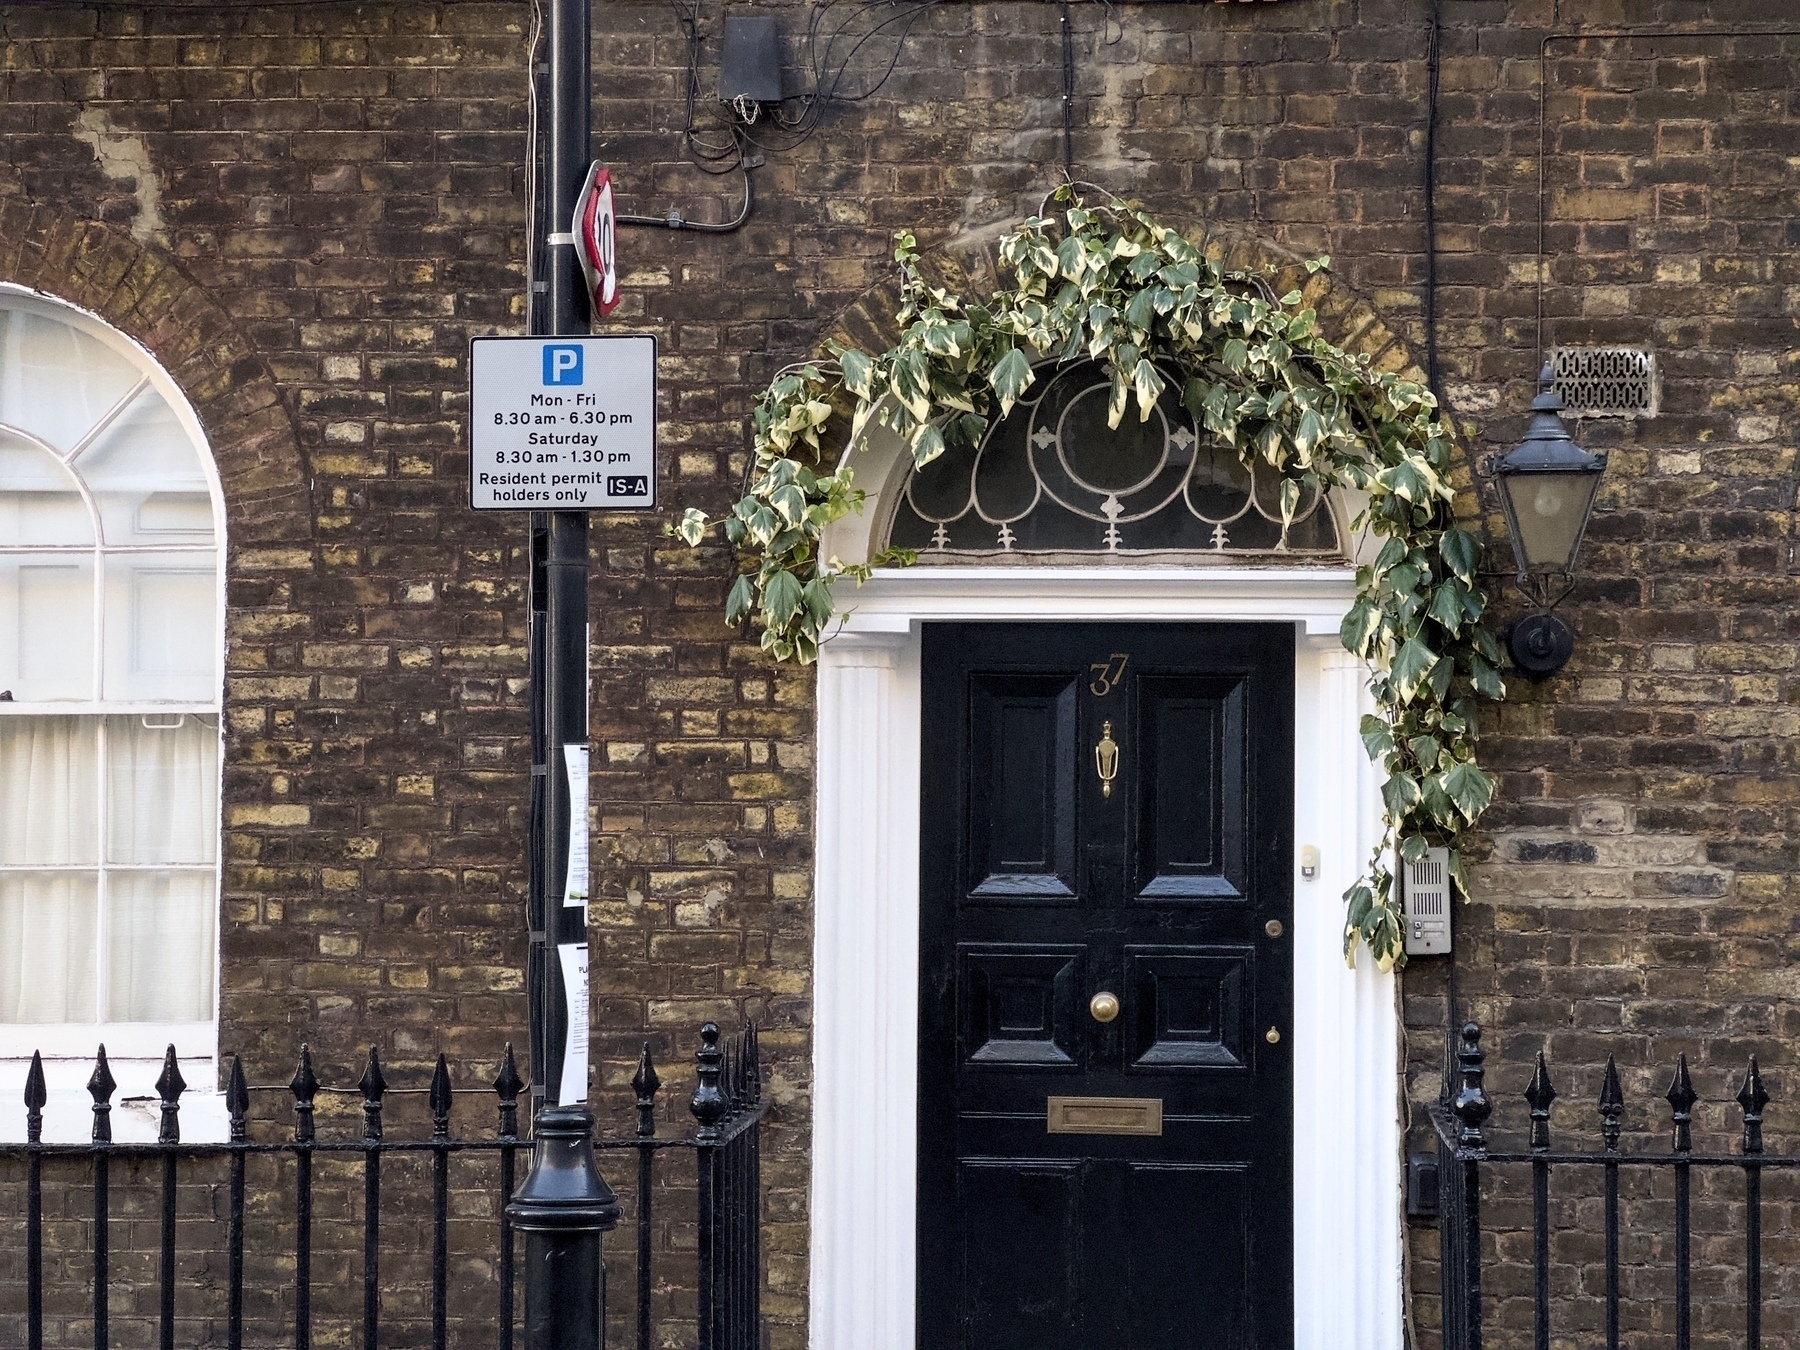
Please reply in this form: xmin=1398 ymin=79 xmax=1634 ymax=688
xmin=0 ymin=308 xmax=142 ymax=456
xmin=0 ymin=433 xmax=93 ymax=546
xmin=72 ymin=388 xmax=215 ymax=547
xmin=107 ymin=715 xmax=219 ymax=865
xmin=106 ymin=870 xmax=214 ymax=1022
xmin=0 ymin=555 xmax=96 ymax=702
xmin=0 ymin=871 xmax=97 ymax=1023
xmin=0 ymin=716 xmax=98 ymax=865
xmin=102 ymin=552 xmax=218 ymax=701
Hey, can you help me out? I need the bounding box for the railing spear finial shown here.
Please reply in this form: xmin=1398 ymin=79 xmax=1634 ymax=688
xmin=1525 ymin=1049 xmax=1557 ymax=1153
xmin=1666 ymin=1053 xmax=1697 ymax=1154
xmin=89 ymin=1044 xmax=116 ymax=1145
xmin=1737 ymin=1056 xmax=1769 ymax=1157
xmin=291 ymin=1045 xmax=319 ymax=1144
xmin=226 ymin=1056 xmax=250 ymax=1144
xmin=24 ymin=1049 xmax=46 ymax=1144
xmin=430 ymin=1053 xmax=453 ymax=1141
xmin=493 ymin=1042 xmax=523 ymax=1141
xmin=1598 ymin=1054 xmax=1624 ymax=1153
xmin=156 ymin=1045 xmax=186 ymax=1146
xmin=360 ymin=1046 xmax=388 ymax=1142
xmin=633 ymin=1041 xmax=661 ymax=1139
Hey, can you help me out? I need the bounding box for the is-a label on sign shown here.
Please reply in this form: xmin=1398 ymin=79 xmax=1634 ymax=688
xmin=469 ymin=334 xmax=656 ymax=511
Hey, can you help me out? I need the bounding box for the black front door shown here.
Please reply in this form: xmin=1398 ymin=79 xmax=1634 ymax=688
xmin=918 ymin=622 xmax=1295 ymax=1350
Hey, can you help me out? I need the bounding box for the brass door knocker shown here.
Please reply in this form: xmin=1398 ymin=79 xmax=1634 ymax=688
xmin=1094 ymin=720 xmax=1119 ymax=798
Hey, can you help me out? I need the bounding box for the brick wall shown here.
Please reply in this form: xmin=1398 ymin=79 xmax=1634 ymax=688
xmin=1 ymin=0 xmax=1796 ymax=1345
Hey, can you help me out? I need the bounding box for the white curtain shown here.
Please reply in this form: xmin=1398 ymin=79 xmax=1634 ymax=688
xmin=107 ymin=715 xmax=217 ymax=864
xmin=0 ymin=718 xmax=98 ymax=1021
xmin=105 ymin=715 xmax=216 ymax=1022
xmin=0 ymin=715 xmax=217 ymax=1023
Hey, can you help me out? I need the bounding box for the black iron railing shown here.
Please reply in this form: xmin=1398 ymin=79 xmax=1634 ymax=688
xmin=1434 ymin=1021 xmax=1786 ymax=1350
xmin=0 ymin=1021 xmax=765 ymax=1350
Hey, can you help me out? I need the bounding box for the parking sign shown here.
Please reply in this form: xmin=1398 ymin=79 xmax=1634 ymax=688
xmin=468 ymin=334 xmax=657 ymax=511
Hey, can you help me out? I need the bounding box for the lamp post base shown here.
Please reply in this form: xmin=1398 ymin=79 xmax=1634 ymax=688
xmin=1508 ymin=612 xmax=1574 ymax=680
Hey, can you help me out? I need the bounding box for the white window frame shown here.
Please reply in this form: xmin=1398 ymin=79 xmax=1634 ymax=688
xmin=0 ymin=283 xmax=226 ymax=1140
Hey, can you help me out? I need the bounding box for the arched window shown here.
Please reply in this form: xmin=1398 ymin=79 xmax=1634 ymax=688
xmin=0 ymin=286 xmax=223 ymax=1073
xmin=885 ymin=359 xmax=1342 ymax=558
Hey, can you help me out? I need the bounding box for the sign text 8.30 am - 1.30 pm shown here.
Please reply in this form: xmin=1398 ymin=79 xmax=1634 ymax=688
xmin=467 ymin=334 xmax=657 ymax=511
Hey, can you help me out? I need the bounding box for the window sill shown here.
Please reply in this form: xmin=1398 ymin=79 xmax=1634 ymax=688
xmin=0 ymin=1025 xmax=220 ymax=1143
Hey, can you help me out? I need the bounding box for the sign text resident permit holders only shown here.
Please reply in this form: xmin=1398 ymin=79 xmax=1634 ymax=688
xmin=468 ymin=334 xmax=657 ymax=510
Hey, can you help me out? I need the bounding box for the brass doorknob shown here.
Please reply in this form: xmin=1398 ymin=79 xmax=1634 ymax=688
xmin=1089 ymin=991 xmax=1120 ymax=1023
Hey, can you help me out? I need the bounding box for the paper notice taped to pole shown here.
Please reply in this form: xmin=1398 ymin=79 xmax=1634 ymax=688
xmin=557 ymin=942 xmax=589 ymax=1103
xmin=563 ymin=743 xmax=589 ymax=906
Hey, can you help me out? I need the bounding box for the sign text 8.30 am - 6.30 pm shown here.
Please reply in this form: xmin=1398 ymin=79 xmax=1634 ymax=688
xmin=467 ymin=334 xmax=657 ymax=511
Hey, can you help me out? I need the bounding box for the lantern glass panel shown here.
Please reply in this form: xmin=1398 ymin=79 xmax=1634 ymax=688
xmin=1499 ymin=468 xmax=1601 ymax=575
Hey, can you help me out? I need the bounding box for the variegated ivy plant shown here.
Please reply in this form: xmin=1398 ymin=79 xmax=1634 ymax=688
xmin=674 ymin=186 xmax=1505 ymax=969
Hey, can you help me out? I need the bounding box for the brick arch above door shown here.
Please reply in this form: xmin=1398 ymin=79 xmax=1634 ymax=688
xmin=0 ymin=195 xmax=311 ymax=546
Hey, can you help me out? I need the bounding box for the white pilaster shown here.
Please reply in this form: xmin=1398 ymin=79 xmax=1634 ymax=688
xmin=811 ymin=629 xmax=919 ymax=1350
xmin=1293 ymin=636 xmax=1401 ymax=1350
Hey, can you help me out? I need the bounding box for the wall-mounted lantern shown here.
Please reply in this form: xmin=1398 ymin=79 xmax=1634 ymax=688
xmin=1492 ymin=364 xmax=1608 ymax=679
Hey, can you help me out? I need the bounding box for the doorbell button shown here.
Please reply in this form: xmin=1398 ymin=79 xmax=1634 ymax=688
xmin=1264 ymin=919 xmax=1284 ymax=939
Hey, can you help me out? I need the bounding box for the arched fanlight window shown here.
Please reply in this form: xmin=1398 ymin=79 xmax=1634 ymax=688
xmin=0 ymin=286 xmax=224 ymax=1054
xmin=885 ymin=359 xmax=1341 ymax=558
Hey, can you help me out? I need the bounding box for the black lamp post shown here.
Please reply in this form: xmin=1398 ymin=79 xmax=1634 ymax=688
xmin=1492 ymin=364 xmax=1608 ymax=679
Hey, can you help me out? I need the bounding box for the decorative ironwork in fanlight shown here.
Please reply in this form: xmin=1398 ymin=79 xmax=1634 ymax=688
xmin=884 ymin=359 xmax=1340 ymax=557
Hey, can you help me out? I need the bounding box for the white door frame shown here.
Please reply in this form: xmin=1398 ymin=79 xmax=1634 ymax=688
xmin=810 ymin=565 xmax=1401 ymax=1350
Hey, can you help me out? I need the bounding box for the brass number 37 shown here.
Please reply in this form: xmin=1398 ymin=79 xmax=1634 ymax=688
xmin=1089 ymin=652 xmax=1129 ymax=696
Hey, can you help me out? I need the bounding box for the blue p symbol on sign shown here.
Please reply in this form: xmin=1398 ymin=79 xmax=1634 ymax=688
xmin=543 ymin=344 xmax=584 ymax=385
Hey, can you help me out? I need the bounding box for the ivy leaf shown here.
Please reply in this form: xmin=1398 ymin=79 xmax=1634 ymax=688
xmin=1426 ymin=648 xmax=1454 ymax=703
xmin=1447 ymin=849 xmax=1470 ymax=897
xmin=1406 ymin=735 xmax=1440 ymax=771
xmin=1381 ymin=770 xmax=1422 ymax=819
xmin=801 ymin=575 xmax=836 ymax=627
xmin=1390 ymin=633 xmax=1437 ymax=703
xmin=1123 ymin=287 xmax=1159 ymax=332
xmin=989 ymin=347 xmax=1033 ymax=417
xmin=1132 ymin=359 xmax=1165 ymax=421
xmin=1468 ymin=652 xmax=1505 ymax=700
xmin=762 ymin=569 xmax=804 ymax=627
xmin=1439 ymin=759 xmax=1496 ymax=824
xmin=1440 ymin=528 xmax=1479 ymax=584
xmin=1222 ymin=337 xmax=1248 ymax=373
xmin=910 ymin=421 xmax=946 ymax=466
xmin=770 ymin=483 xmax=808 ymax=525
xmin=839 ymin=347 xmax=875 ymax=399
xmin=1427 ymin=580 xmax=1466 ymax=635
xmin=1278 ymin=477 xmax=1300 ymax=528
xmin=676 ymin=508 xmax=710 ymax=547
xmin=1341 ymin=598 xmax=1382 ymax=657
xmin=1377 ymin=458 xmax=1432 ymax=503
xmin=1055 ymin=232 xmax=1087 ymax=279
xmin=1294 ymin=408 xmax=1324 ymax=458
xmin=725 ymin=574 xmax=754 ymax=626
xmin=1359 ymin=712 xmax=1395 ymax=759
xmin=1422 ymin=775 xmax=1460 ymax=829
xmin=1108 ymin=369 xmax=1129 ymax=428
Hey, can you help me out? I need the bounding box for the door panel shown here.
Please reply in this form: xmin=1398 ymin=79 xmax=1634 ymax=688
xmin=967 ymin=673 xmax=1079 ymax=900
xmin=1124 ymin=946 xmax=1253 ymax=1072
xmin=1133 ymin=674 xmax=1246 ymax=901
xmin=919 ymin=622 xmax=1294 ymax=1350
xmin=957 ymin=1160 xmax=1084 ymax=1348
xmin=960 ymin=944 xmax=1086 ymax=1068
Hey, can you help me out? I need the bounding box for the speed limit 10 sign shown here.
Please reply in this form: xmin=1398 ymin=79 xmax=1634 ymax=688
xmin=467 ymin=334 xmax=657 ymax=511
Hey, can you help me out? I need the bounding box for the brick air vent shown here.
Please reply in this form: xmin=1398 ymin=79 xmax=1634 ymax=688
xmin=1550 ymin=346 xmax=1658 ymax=418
